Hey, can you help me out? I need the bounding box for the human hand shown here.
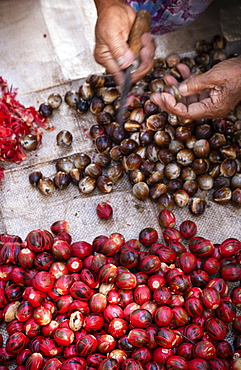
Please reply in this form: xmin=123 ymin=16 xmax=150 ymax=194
xmin=151 ymin=56 xmax=241 ymax=120
xmin=94 ymin=1 xmax=156 ymax=86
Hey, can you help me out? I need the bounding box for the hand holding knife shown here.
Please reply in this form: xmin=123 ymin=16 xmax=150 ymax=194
xmin=116 ymin=10 xmax=152 ymax=127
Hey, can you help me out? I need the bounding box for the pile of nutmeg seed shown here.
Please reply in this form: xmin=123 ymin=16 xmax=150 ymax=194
xmin=30 ymin=35 xmax=241 ymax=216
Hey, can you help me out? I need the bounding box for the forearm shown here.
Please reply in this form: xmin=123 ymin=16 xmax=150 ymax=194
xmin=94 ymin=0 xmax=125 ymax=14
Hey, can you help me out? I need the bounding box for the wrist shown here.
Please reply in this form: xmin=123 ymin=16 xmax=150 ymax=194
xmin=94 ymin=0 xmax=125 ymax=15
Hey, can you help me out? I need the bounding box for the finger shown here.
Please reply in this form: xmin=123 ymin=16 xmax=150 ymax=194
xmin=164 ymin=75 xmax=179 ymax=86
xmin=183 ymin=99 xmax=219 ymax=119
xmin=140 ymin=32 xmax=156 ymax=50
xmin=131 ymin=32 xmax=156 ymax=83
xmin=176 ymin=63 xmax=191 ymax=79
xmin=94 ymin=45 xmax=126 ymax=86
xmin=166 ymin=96 xmax=224 ymax=120
xmin=94 ymin=40 xmax=135 ymax=71
xmin=151 ymin=92 xmax=179 ymax=113
xmin=151 ymin=91 xmax=230 ymax=120
xmin=163 ymin=64 xmax=191 ymax=87
xmin=104 ymin=9 xmax=136 ymax=70
xmin=151 ymin=92 xmax=210 ymax=119
xmin=179 ymin=70 xmax=217 ymax=97
xmin=183 ymin=74 xmax=203 ymax=104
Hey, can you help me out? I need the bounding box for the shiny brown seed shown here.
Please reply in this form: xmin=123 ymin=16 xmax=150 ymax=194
xmin=21 ymin=134 xmax=38 ymax=151
xmin=154 ymin=130 xmax=171 ymax=147
xmin=149 ymin=78 xmax=165 ymax=93
xmin=85 ymin=163 xmax=102 ymax=178
xmin=192 ymin=158 xmax=208 ymax=175
xmin=79 ymin=176 xmax=96 ymax=194
xmin=168 ymin=140 xmax=184 ymax=155
xmin=90 ymin=96 xmax=105 ymax=115
xmin=101 ymin=87 xmax=120 ymax=104
xmin=79 ymin=82 xmax=94 ymax=101
xmin=158 ymin=149 xmax=174 ymax=164
xmin=94 ymin=153 xmax=111 ymax=168
xmin=54 ymin=171 xmax=71 ymax=190
xmin=123 ymin=153 xmax=142 ymax=172
xmin=129 ymin=169 xmax=145 ymax=185
xmin=189 ymin=198 xmax=206 ymax=216
xmin=213 ymin=176 xmax=230 ymax=189
xmin=232 ymin=188 xmax=241 ymax=207
xmin=70 ymin=168 xmax=83 ymax=185
xmin=147 ymin=171 xmax=164 ymax=186
xmin=146 ymin=143 xmax=160 ymax=162
xmin=231 ymin=173 xmax=241 ymax=189
xmin=139 ymin=129 xmax=155 ymax=146
xmin=130 ymin=108 xmax=145 ymax=123
xmin=88 ymin=74 xmax=105 ymax=88
xmin=149 ymin=183 xmax=167 ymax=200
xmin=164 ymin=85 xmax=182 ymax=102
xmin=95 ymin=135 xmax=112 ymax=153
xmin=181 ymin=167 xmax=196 ymax=181
xmin=220 ymin=158 xmax=237 ymax=177
xmin=193 ymin=139 xmax=210 ymax=158
xmin=176 ymin=149 xmax=195 ymax=166
xmin=65 ymin=91 xmax=79 ymax=107
xmin=166 ymin=52 xmax=180 ymax=67
xmin=124 ymin=120 xmax=142 ymax=132
xmin=144 ymin=100 xmax=159 ymax=115
xmin=166 ymin=179 xmax=183 ymax=194
xmin=197 ymin=174 xmax=214 ymax=190
xmin=132 ymin=182 xmax=149 ymax=201
xmin=74 ymin=153 xmax=91 ymax=170
xmin=173 ymin=189 xmax=189 ymax=207
xmin=146 ymin=113 xmax=167 ymax=131
xmin=213 ymin=187 xmax=232 ymax=204
xmin=109 ymin=146 xmax=123 ymax=162
xmin=29 ymin=169 xmax=43 ymax=186
xmin=38 ymin=177 xmax=55 ymax=195
xmin=56 ymin=158 xmax=74 ymax=173
xmin=48 ymin=93 xmax=62 ymax=109
xmin=96 ymin=111 xmax=113 ymax=125
xmin=164 ymin=163 xmax=181 ymax=180
xmin=56 ymin=130 xmax=73 ymax=147
xmin=120 ymin=139 xmax=138 ymax=155
xmin=96 ymin=176 xmax=113 ymax=193
xmin=89 ymin=124 xmax=105 ymax=139
xmin=107 ymin=165 xmax=124 ymax=183
xmin=157 ymin=193 xmax=175 ymax=211
xmin=183 ymin=180 xmax=198 ymax=197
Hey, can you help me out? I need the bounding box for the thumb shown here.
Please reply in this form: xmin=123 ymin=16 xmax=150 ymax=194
xmin=179 ymin=72 xmax=213 ymax=96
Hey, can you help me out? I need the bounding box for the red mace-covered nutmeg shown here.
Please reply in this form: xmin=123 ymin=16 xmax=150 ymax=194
xmin=1 ymin=212 xmax=241 ymax=368
xmin=96 ymin=202 xmax=113 ymax=220
xmin=50 ymin=220 xmax=69 ymax=235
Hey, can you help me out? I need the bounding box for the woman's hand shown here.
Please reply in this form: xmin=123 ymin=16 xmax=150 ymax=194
xmin=94 ymin=0 xmax=156 ymax=86
xmin=151 ymin=56 xmax=241 ymax=120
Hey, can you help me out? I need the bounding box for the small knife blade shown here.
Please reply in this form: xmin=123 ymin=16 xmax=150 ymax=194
xmin=116 ymin=66 xmax=132 ymax=127
xmin=116 ymin=9 xmax=151 ymax=127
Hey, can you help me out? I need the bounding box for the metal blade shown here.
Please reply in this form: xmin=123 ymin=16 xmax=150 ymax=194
xmin=116 ymin=66 xmax=133 ymax=127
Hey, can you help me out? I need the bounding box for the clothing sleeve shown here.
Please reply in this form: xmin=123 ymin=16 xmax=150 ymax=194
xmin=125 ymin=0 xmax=214 ymax=35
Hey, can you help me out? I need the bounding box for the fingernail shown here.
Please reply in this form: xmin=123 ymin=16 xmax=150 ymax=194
xmin=117 ymin=56 xmax=126 ymax=67
xmin=179 ymin=83 xmax=187 ymax=94
xmin=117 ymin=50 xmax=134 ymax=68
